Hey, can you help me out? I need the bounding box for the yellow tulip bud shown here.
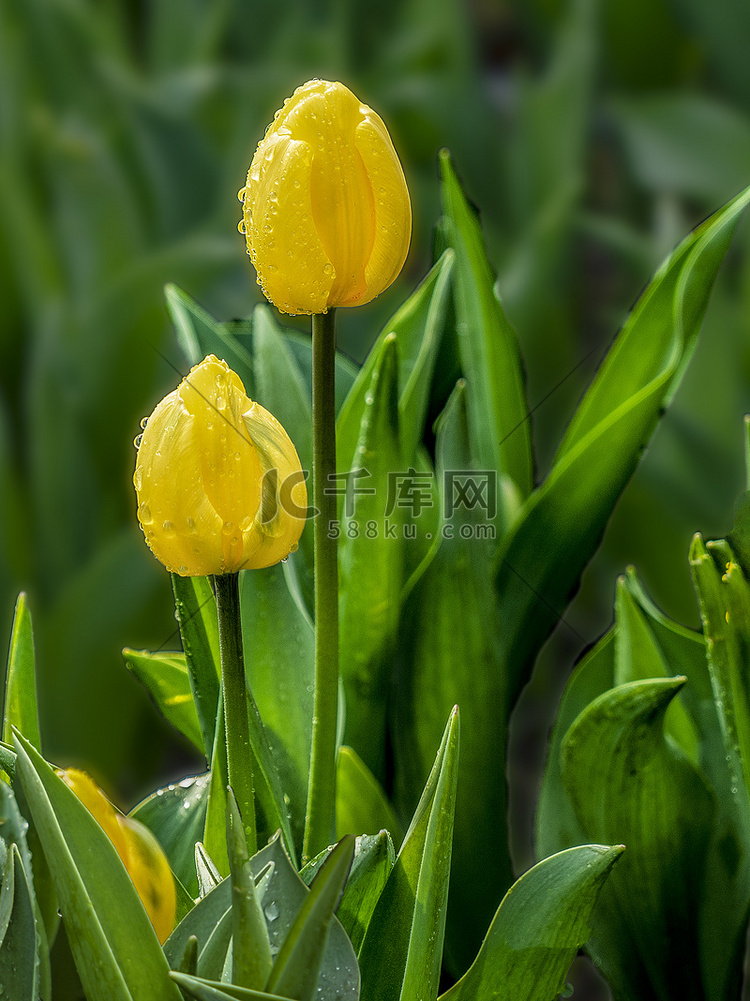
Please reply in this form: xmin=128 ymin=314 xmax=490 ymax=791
xmin=134 ymin=355 xmax=307 ymax=576
xmin=58 ymin=769 xmax=176 ymax=944
xmin=240 ymin=79 xmax=411 ymax=315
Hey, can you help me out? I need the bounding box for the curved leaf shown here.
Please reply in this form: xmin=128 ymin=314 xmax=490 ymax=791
xmin=13 ymin=732 xmax=182 ymax=1001
xmin=494 ymin=182 xmax=750 ymax=710
xmin=440 ymin=845 xmax=623 ymax=1001
xmin=561 ymin=678 xmax=714 ymax=1001
xmin=122 ymin=649 xmax=204 ymax=753
xmin=360 ymin=707 xmax=459 ymax=1001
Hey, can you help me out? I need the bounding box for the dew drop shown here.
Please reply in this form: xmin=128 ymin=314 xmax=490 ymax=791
xmin=237 ymin=219 xmax=247 ymax=235
xmin=216 ymin=396 xmax=226 ymax=411
xmin=133 ymin=433 xmax=143 ymax=449
xmin=560 ymin=983 xmax=574 ymax=999
xmin=140 ymin=416 xmax=149 ymax=429
xmin=264 ymin=901 xmax=280 ymax=922
xmin=139 ymin=502 xmax=152 ymax=525
xmin=162 ymin=520 xmax=176 ymax=537
xmin=323 ymin=263 xmax=334 ymax=275
xmin=237 ymin=186 xmax=247 ymax=202
xmin=133 ymin=468 xmax=143 ymax=490
xmin=186 ymin=517 xmax=197 ymax=533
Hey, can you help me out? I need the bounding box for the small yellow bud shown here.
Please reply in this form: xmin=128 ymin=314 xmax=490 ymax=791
xmin=241 ymin=79 xmax=411 ymax=315
xmin=58 ymin=769 xmax=176 ymax=944
xmin=134 ymin=355 xmax=307 ymax=576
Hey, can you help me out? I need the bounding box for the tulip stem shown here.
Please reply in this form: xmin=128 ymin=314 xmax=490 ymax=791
xmin=214 ymin=572 xmax=257 ymax=857
xmin=304 ymin=308 xmax=339 ymax=861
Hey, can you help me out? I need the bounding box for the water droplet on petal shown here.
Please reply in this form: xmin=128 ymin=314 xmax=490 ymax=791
xmin=237 ymin=186 xmax=247 ymax=202
xmin=238 ymin=219 xmax=247 ymax=235
xmin=140 ymin=416 xmax=149 ymax=429
xmin=133 ymin=468 xmax=143 ymax=490
xmin=139 ymin=502 xmax=152 ymax=525
xmin=162 ymin=520 xmax=176 ymax=538
xmin=133 ymin=433 xmax=143 ymax=449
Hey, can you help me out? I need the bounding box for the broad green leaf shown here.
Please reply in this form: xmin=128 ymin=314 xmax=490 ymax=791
xmin=439 ymin=845 xmax=623 ymax=1001
xmin=535 ymin=632 xmax=615 ymax=862
xmin=439 ymin=150 xmax=533 ymax=512
xmin=336 ymin=251 xmax=454 ymax=474
xmin=226 ymin=790 xmax=273 ymax=990
xmin=2 ymin=593 xmax=41 ymax=750
xmin=0 ymin=845 xmax=41 ymax=1000
xmin=336 ymin=746 xmax=403 ymax=846
xmin=164 ymin=874 xmax=232 ymax=973
xmin=203 ymin=697 xmax=230 ymax=878
xmin=170 ymin=972 xmax=292 ymax=1001
xmin=393 ymin=383 xmax=511 ymax=973
xmin=613 ymin=575 xmax=699 ymax=761
xmin=167 ymin=284 xmax=256 ymax=388
xmin=13 ymin=732 xmax=182 ymax=1001
xmin=252 ymin=834 xmax=358 ymax=1000
xmin=561 ymin=678 xmax=714 ymax=1001
xmin=252 ymin=306 xmax=314 ymax=610
xmin=338 ymin=334 xmax=405 ymax=776
xmin=337 ymin=832 xmax=394 ymax=957
xmin=360 ymin=707 xmax=459 ymax=1001
xmin=172 ymin=574 xmax=221 ymax=759
xmin=130 ymin=774 xmax=210 ymax=900
xmin=266 ymin=836 xmax=356 ymax=1001
xmin=494 ymin=181 xmax=750 ymax=713
xmin=240 ymin=564 xmax=314 ymax=856
xmin=122 ymin=648 xmax=204 ymax=753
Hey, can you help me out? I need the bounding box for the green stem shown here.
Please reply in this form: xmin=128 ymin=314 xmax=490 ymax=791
xmin=214 ymin=572 xmax=257 ymax=856
xmin=303 ymin=309 xmax=339 ymax=860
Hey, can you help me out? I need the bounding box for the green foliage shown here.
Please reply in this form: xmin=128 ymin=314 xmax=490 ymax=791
xmin=537 ymin=470 xmax=750 ymax=999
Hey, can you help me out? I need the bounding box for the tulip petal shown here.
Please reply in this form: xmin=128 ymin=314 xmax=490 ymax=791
xmin=355 ymin=115 xmax=412 ymax=307
xmin=245 ymin=134 xmax=332 ymax=315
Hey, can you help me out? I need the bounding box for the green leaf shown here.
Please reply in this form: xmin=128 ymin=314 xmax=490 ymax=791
xmin=13 ymin=731 xmax=182 ymax=1001
xmin=166 ymin=284 xmax=256 ymax=389
xmin=122 ymin=648 xmax=204 ymax=753
xmin=130 ymin=774 xmax=210 ymax=900
xmin=164 ymin=874 xmax=232 ymax=975
xmin=439 ymin=150 xmax=533 ymax=512
xmin=613 ymin=575 xmax=699 ymax=761
xmin=239 ymin=564 xmax=314 ymax=856
xmin=535 ymin=632 xmax=615 ymax=863
xmin=171 ymin=574 xmax=221 ymax=759
xmin=266 ymin=836 xmax=356 ymax=1001
xmin=255 ymin=834 xmax=358 ymax=1000
xmin=170 ymin=971 xmax=292 ymax=1001
xmin=494 ymin=180 xmax=750 ymax=713
xmin=2 ymin=593 xmax=41 ymax=750
xmin=336 ymin=251 xmax=454 ymax=474
xmin=0 ymin=845 xmax=42 ymax=1000
xmin=359 ymin=707 xmax=459 ymax=1001
xmin=251 ymin=306 xmax=315 ymax=610
xmin=439 ymin=845 xmax=623 ymax=1001
xmin=561 ymin=678 xmax=714 ymax=1001
xmin=336 ymin=832 xmax=394 ymax=957
xmin=301 ymin=831 xmax=395 ymax=959
xmin=336 ymin=746 xmax=403 ymax=846
xmin=689 ymin=534 xmax=750 ymax=999
xmin=226 ymin=789 xmax=273 ymax=990
xmin=393 ymin=383 xmax=511 ymax=973
xmin=338 ymin=250 xmax=452 ymax=468
xmin=338 ymin=333 xmax=405 ymax=777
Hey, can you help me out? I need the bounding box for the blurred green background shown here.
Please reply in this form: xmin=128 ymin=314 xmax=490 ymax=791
xmin=1 ymin=0 xmax=750 ymax=862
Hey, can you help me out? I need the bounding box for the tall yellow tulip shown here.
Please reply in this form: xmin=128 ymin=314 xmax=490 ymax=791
xmin=133 ymin=354 xmax=307 ymax=576
xmin=240 ymin=79 xmax=411 ymax=315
